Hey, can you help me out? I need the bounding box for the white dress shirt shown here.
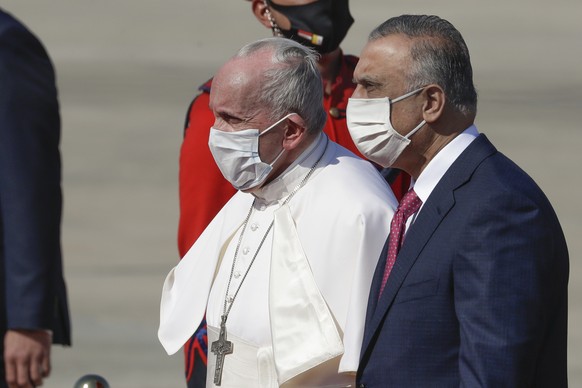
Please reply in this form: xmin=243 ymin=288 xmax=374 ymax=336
xmin=409 ymin=125 xmax=479 ymax=227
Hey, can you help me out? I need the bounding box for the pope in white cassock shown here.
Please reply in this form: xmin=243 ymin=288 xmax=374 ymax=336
xmin=158 ymin=37 xmax=397 ymax=387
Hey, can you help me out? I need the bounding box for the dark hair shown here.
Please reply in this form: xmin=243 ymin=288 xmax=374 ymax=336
xmin=370 ymin=15 xmax=477 ymax=115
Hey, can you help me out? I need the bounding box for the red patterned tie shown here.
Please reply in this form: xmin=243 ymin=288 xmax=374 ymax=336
xmin=379 ymin=189 xmax=422 ymax=296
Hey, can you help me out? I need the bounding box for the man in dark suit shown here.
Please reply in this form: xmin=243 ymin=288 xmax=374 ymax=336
xmin=0 ymin=9 xmax=70 ymax=388
xmin=346 ymin=15 xmax=569 ymax=387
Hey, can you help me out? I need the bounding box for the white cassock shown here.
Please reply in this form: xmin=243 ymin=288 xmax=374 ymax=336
xmin=159 ymin=134 xmax=397 ymax=387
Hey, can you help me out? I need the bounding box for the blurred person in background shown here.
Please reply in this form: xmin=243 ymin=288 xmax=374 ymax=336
xmin=0 ymin=8 xmax=70 ymax=388
xmin=177 ymin=1 xmax=409 ymax=386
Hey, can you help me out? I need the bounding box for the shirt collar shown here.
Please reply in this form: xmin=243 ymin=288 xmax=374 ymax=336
xmin=252 ymin=132 xmax=326 ymax=205
xmin=413 ymin=125 xmax=479 ymax=204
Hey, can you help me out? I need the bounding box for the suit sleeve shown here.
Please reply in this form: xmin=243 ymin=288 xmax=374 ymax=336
xmin=454 ymin=189 xmax=568 ymax=387
xmin=0 ymin=22 xmax=63 ymax=330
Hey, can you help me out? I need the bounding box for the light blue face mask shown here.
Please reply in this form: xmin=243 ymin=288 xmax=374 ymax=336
xmin=208 ymin=114 xmax=296 ymax=191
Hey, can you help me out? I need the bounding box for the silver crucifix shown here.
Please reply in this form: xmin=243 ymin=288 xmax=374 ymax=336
xmin=211 ymin=315 xmax=233 ymax=386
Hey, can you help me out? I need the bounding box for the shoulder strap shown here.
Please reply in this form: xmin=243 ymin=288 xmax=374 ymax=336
xmin=183 ymin=77 xmax=213 ymax=135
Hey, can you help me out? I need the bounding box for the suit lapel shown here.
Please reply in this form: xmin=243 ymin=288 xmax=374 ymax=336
xmin=360 ymin=185 xmax=455 ymax=355
xmin=360 ymin=134 xmax=498 ymax=359
xmin=363 ymin=236 xmax=390 ymax=326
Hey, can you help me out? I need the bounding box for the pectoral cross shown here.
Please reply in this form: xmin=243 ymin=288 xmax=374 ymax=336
xmin=211 ymin=315 xmax=233 ymax=386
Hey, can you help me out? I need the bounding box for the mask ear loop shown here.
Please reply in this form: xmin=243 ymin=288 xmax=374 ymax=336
xmin=404 ymin=120 xmax=426 ymax=140
xmin=264 ymin=0 xmax=283 ymax=37
xmin=392 ymin=87 xmax=425 ymax=104
xmin=258 ymin=113 xmax=297 ymax=166
xmin=259 ymin=113 xmax=298 ymax=137
xmin=391 ymin=87 xmax=426 ymax=139
xmin=267 ymin=146 xmax=286 ymax=167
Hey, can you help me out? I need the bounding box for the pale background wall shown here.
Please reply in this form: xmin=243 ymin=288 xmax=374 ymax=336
xmin=2 ymin=1 xmax=580 ymax=386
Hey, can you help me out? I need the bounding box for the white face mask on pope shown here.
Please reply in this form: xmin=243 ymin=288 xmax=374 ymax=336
xmin=346 ymin=88 xmax=426 ymax=168
xmin=208 ymin=113 xmax=296 ymax=191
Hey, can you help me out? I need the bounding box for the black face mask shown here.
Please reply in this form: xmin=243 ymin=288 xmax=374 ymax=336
xmin=266 ymin=0 xmax=353 ymax=54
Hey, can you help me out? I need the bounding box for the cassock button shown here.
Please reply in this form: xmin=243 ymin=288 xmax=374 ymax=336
xmin=329 ymin=106 xmax=340 ymax=118
xmin=250 ymin=223 xmax=259 ymax=231
xmin=242 ymin=247 xmax=250 ymax=255
xmin=233 ymin=271 xmax=241 ymax=279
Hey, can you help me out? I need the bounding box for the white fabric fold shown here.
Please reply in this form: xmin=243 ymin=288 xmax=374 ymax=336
xmin=158 ymin=194 xmax=253 ymax=355
xmin=270 ymin=204 xmax=344 ymax=384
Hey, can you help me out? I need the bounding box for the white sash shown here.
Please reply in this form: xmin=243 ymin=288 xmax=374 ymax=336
xmin=269 ymin=204 xmax=345 ymax=385
xmin=207 ymin=325 xmax=278 ymax=388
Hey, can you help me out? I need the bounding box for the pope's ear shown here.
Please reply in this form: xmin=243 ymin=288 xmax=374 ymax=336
xmin=252 ymin=0 xmax=272 ymax=29
xmin=283 ymin=114 xmax=307 ymax=149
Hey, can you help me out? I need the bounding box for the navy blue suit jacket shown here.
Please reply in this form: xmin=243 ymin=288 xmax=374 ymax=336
xmin=0 ymin=9 xmax=70 ymax=345
xmin=357 ymin=134 xmax=568 ymax=387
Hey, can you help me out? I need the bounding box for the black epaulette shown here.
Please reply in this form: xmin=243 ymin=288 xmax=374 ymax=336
xmin=183 ymin=77 xmax=213 ymax=134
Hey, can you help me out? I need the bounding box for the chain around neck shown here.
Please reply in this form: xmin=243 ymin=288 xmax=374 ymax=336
xmin=221 ymin=137 xmax=329 ymax=322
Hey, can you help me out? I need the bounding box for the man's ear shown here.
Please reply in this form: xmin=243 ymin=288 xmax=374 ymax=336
xmin=252 ymin=0 xmax=272 ymax=29
xmin=422 ymin=84 xmax=446 ymax=124
xmin=282 ymin=114 xmax=307 ymax=150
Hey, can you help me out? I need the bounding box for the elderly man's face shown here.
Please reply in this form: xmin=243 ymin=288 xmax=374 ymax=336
xmin=209 ymin=50 xmax=286 ymax=166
